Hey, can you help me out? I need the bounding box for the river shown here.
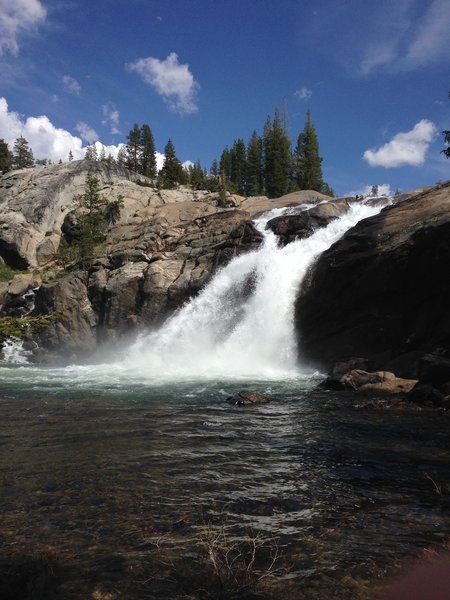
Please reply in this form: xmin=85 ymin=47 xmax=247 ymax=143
xmin=1 ymin=200 xmax=449 ymax=598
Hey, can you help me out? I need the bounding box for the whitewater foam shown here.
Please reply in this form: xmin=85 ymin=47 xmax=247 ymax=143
xmin=116 ymin=199 xmax=390 ymax=380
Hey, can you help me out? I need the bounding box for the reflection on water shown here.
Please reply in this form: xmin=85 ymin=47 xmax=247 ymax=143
xmin=1 ymin=378 xmax=450 ymax=598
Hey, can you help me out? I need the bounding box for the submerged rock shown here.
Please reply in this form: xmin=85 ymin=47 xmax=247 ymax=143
xmin=226 ymin=391 xmax=272 ymax=406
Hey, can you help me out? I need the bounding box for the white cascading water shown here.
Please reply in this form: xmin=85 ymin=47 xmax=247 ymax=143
xmin=115 ymin=198 xmax=390 ymax=381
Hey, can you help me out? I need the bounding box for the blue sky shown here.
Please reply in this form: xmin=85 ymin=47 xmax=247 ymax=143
xmin=0 ymin=0 xmax=449 ymax=195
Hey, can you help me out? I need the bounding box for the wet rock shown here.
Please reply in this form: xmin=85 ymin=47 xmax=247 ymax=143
xmin=267 ymin=199 xmax=350 ymax=246
xmin=417 ymin=354 xmax=450 ymax=388
xmin=296 ymin=181 xmax=450 ymax=376
xmin=226 ymin=390 xmax=272 ymax=406
xmin=323 ymin=369 xmax=417 ymax=394
xmin=407 ymin=383 xmax=445 ymax=407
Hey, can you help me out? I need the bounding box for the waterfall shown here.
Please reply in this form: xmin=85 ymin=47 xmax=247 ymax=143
xmin=120 ymin=198 xmax=390 ymax=380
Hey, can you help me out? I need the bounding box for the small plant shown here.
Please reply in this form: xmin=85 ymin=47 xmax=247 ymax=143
xmin=0 ymin=262 xmax=25 ymax=282
xmin=148 ymin=525 xmax=282 ymax=599
xmin=0 ymin=312 xmax=64 ymax=345
xmin=136 ymin=178 xmax=153 ymax=188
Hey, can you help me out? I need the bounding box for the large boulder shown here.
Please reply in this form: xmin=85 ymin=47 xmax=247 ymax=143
xmin=267 ymin=199 xmax=350 ymax=245
xmin=296 ymin=181 xmax=450 ymax=376
xmin=326 ymin=369 xmax=417 ymax=394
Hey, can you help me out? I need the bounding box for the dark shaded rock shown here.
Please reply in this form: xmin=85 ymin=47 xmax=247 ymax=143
xmin=296 ymin=182 xmax=450 ymax=376
xmin=33 ymin=272 xmax=97 ymax=359
xmin=267 ymin=199 xmax=350 ymax=246
xmin=331 ymin=357 xmax=370 ymax=378
xmin=408 ymin=383 xmax=445 ymax=407
xmin=226 ymin=390 xmax=272 ymax=406
xmin=418 ymin=354 xmax=450 ymax=388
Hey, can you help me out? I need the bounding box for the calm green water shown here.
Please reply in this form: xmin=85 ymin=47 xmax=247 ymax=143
xmin=1 ymin=367 xmax=450 ymax=598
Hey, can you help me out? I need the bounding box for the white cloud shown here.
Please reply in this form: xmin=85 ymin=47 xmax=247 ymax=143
xmin=156 ymin=151 xmax=165 ymax=171
xmin=101 ymin=103 xmax=120 ymax=134
xmin=0 ymin=97 xmax=175 ymax=168
xmin=0 ymin=96 xmax=85 ymax=161
xmin=0 ymin=0 xmax=46 ymax=56
xmin=363 ymin=120 xmax=437 ymax=168
xmin=75 ymin=121 xmax=99 ymax=144
xmin=129 ymin=52 xmax=199 ymax=115
xmin=62 ymin=75 xmax=81 ymax=95
xmin=295 ymin=87 xmax=312 ymax=100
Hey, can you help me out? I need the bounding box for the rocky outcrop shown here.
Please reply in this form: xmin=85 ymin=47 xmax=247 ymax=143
xmin=0 ymin=160 xmax=249 ymax=270
xmin=0 ymin=161 xmax=272 ymax=358
xmin=33 ymin=204 xmax=263 ymax=358
xmin=296 ymin=181 xmax=450 ymax=377
xmin=240 ymin=190 xmax=331 ymax=218
xmin=266 ymin=198 xmax=350 ymax=246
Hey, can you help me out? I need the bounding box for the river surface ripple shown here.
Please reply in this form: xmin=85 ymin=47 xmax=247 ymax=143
xmin=1 ymin=377 xmax=450 ymax=597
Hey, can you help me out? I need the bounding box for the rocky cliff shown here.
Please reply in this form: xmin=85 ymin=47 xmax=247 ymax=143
xmin=0 ymin=160 xmax=329 ymax=360
xmin=295 ymin=181 xmax=450 ymax=377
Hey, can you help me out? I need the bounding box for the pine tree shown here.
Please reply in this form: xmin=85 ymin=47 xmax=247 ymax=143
xmin=139 ymin=124 xmax=157 ymax=179
xmin=12 ymin=136 xmax=34 ymax=169
xmin=0 ymin=139 xmax=13 ymax=173
xmin=230 ymin=138 xmax=247 ymax=195
xmin=76 ymin=170 xmax=108 ymax=266
xmin=219 ymin=147 xmax=232 ymax=180
xmin=189 ymin=160 xmax=206 ymax=190
xmin=98 ymin=145 xmax=106 ymax=161
xmin=117 ymin=146 xmax=127 ymax=166
xmin=263 ymin=110 xmax=291 ymax=198
xmin=68 ymin=150 xmax=73 ymax=162
xmin=85 ymin=144 xmax=98 ymax=160
xmin=210 ymin=158 xmax=219 ymax=179
xmin=126 ymin=123 xmax=141 ymax=172
xmin=246 ymin=131 xmax=263 ymax=196
xmin=158 ymin=139 xmax=183 ymax=189
xmin=294 ymin=110 xmax=324 ymax=192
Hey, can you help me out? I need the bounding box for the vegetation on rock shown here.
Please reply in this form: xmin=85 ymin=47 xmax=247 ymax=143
xmin=0 ymin=312 xmax=63 ymax=345
xmin=56 ymin=170 xmax=123 ymax=268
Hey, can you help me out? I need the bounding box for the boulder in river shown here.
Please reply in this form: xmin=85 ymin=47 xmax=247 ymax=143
xmin=226 ymin=391 xmax=272 ymax=406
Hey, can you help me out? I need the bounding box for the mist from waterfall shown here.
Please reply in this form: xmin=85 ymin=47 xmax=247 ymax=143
xmin=118 ymin=199 xmax=389 ymax=381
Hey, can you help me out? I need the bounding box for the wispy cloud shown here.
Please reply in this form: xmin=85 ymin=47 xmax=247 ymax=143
xmin=62 ymin=75 xmax=81 ymax=95
xmin=295 ymin=87 xmax=312 ymax=100
xmin=128 ymin=52 xmax=199 ymax=115
xmin=75 ymin=121 xmax=99 ymax=144
xmin=363 ymin=119 xmax=437 ymax=168
xmin=399 ymin=0 xmax=450 ymax=69
xmin=102 ymin=103 xmax=120 ymax=134
xmin=359 ymin=0 xmax=450 ymax=74
xmin=0 ymin=0 xmax=46 ymax=56
xmin=299 ymin=0 xmax=450 ymax=76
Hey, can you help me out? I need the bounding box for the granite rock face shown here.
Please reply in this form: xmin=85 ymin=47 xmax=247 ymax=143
xmin=295 ymin=182 xmax=450 ymax=377
xmin=0 ymin=161 xmax=270 ymax=359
